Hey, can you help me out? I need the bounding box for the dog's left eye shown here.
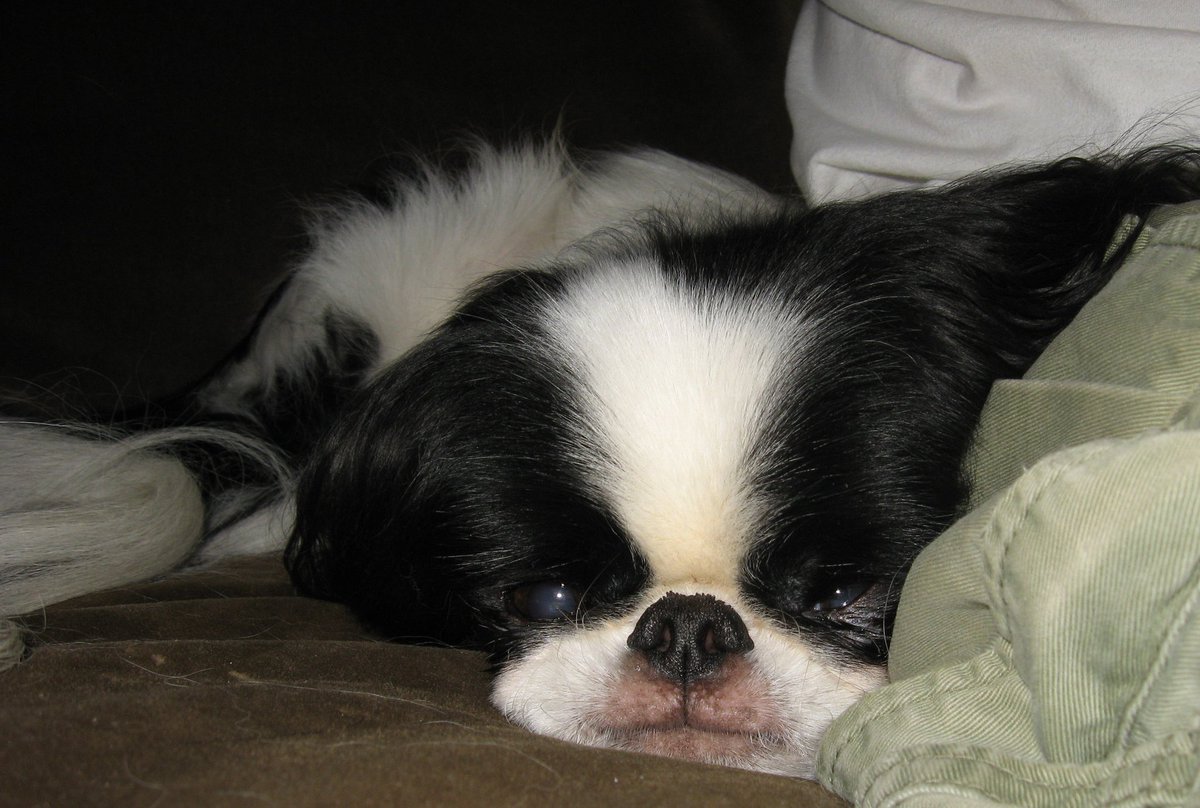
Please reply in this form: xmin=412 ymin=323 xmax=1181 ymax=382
xmin=506 ymin=582 xmax=581 ymax=622
xmin=805 ymin=579 xmax=870 ymax=614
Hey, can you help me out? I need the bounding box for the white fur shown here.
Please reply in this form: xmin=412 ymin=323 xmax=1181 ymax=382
xmin=201 ymin=142 xmax=773 ymax=416
xmin=198 ymin=494 xmax=295 ymax=563
xmin=546 ymin=261 xmax=804 ymax=586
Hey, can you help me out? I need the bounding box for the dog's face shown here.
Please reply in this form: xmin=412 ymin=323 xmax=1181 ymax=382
xmin=468 ymin=254 xmax=901 ymax=775
xmin=285 ymin=212 xmax=983 ymax=775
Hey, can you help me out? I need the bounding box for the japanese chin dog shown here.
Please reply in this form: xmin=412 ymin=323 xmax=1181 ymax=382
xmin=3 ymin=141 xmax=1198 ymax=777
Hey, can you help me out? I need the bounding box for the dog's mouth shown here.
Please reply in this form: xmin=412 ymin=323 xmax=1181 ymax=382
xmin=588 ymin=654 xmax=790 ymax=766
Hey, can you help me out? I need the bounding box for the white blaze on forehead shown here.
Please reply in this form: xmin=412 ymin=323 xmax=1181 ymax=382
xmin=545 ymin=259 xmax=797 ymax=586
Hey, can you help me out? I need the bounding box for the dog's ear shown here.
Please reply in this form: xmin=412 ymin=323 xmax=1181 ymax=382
xmin=930 ymin=146 xmax=1198 ymax=368
xmin=818 ymin=145 xmax=1200 ymax=378
xmin=282 ymin=346 xmax=481 ymax=645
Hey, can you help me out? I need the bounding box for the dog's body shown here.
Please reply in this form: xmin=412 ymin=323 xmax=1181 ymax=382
xmin=3 ymin=142 xmax=1198 ymax=776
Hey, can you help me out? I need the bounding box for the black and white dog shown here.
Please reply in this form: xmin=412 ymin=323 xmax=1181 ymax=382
xmin=3 ymin=142 xmax=1198 ymax=776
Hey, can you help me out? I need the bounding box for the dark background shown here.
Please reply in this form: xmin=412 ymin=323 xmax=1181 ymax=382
xmin=2 ymin=1 xmax=802 ymax=414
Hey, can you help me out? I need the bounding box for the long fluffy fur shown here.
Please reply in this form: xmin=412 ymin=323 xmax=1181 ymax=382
xmin=0 ymin=425 xmax=203 ymax=617
xmin=0 ymin=424 xmax=289 ymax=618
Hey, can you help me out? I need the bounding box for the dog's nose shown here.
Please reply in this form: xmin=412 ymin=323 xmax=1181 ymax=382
xmin=626 ymin=592 xmax=753 ymax=682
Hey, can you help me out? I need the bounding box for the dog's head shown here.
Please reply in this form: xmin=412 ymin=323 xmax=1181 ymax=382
xmin=284 ymin=147 xmax=1200 ymax=775
xmin=282 ymin=210 xmax=975 ymax=774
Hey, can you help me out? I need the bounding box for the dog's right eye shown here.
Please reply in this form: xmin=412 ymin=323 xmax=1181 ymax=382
xmin=506 ymin=582 xmax=581 ymax=623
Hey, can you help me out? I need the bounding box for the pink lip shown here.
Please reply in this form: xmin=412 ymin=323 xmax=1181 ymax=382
xmin=599 ymin=723 xmax=786 ymax=766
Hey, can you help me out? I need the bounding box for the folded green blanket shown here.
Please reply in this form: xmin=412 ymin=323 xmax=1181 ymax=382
xmin=818 ymin=202 xmax=1200 ymax=807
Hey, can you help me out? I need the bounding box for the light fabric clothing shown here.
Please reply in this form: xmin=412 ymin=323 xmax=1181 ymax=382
xmin=786 ymin=0 xmax=1200 ymax=202
xmin=816 ymin=204 xmax=1200 ymax=806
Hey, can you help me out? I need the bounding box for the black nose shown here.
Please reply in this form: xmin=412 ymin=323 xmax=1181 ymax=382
xmin=626 ymin=592 xmax=754 ymax=683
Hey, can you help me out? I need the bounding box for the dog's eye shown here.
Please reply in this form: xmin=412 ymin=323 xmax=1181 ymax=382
xmin=506 ymin=582 xmax=581 ymax=622
xmin=805 ymin=579 xmax=870 ymax=614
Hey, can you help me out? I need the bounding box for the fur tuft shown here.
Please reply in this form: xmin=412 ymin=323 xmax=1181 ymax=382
xmin=0 ymin=423 xmax=204 ymax=616
xmin=0 ymin=423 xmax=288 ymax=619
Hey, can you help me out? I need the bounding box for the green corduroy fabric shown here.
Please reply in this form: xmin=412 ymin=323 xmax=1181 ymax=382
xmin=817 ymin=202 xmax=1200 ymax=808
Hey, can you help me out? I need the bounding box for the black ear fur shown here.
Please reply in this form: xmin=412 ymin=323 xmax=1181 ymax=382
xmin=283 ymin=270 xmax=623 ymax=645
xmin=810 ymin=146 xmax=1199 ymax=361
xmin=281 ymin=325 xmax=501 ymax=644
xmin=922 ymin=146 xmax=1197 ymax=359
xmin=903 ymin=146 xmax=1200 ymax=481
xmin=807 ymin=145 xmax=1200 ymax=501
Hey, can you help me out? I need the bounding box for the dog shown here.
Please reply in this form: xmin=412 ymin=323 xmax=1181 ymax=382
xmin=3 ymin=141 xmax=1198 ymax=777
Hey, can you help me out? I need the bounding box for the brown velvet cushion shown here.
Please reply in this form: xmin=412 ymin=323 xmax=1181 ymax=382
xmin=5 ymin=557 xmax=847 ymax=806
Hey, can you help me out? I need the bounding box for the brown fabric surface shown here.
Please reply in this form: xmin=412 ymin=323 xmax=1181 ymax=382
xmin=4 ymin=557 xmax=847 ymax=807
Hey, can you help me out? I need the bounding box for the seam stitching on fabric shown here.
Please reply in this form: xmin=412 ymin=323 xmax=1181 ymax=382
xmin=1117 ymin=551 xmax=1200 ymax=748
xmin=989 ymin=443 xmax=1113 ymax=638
xmin=864 ymin=735 xmax=1198 ymax=808
xmin=824 ymin=641 xmax=1012 ymax=777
